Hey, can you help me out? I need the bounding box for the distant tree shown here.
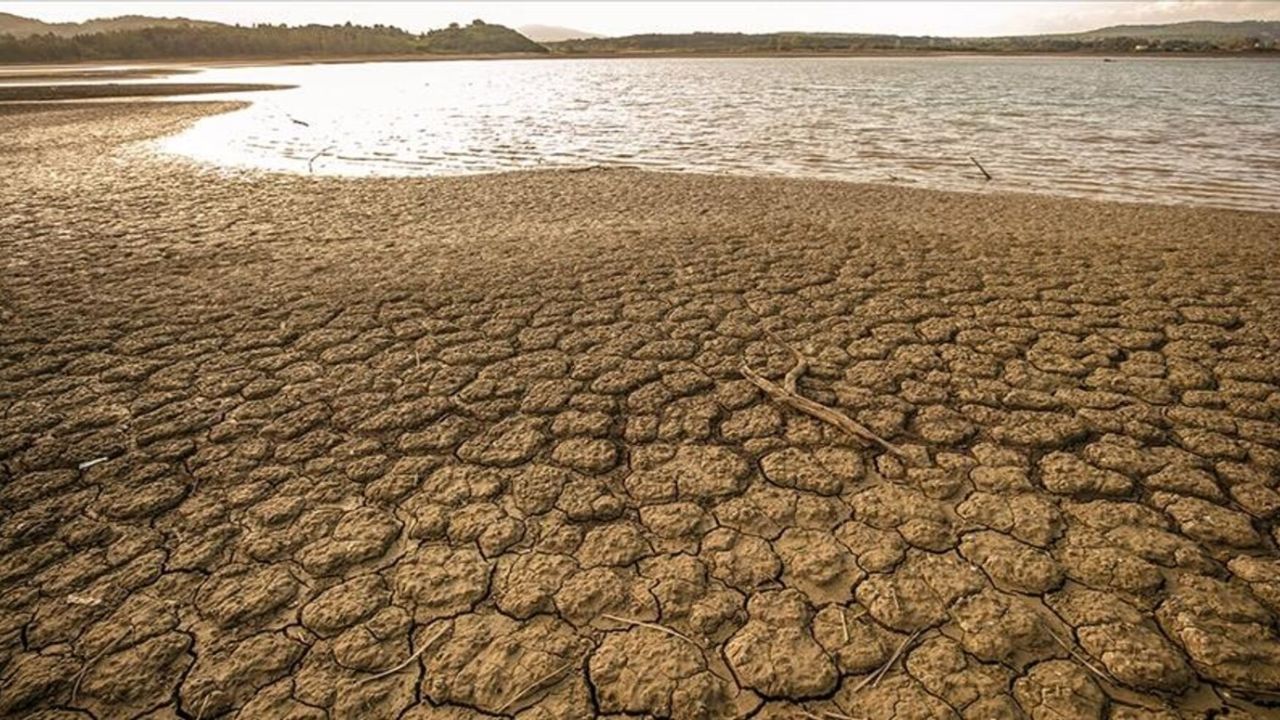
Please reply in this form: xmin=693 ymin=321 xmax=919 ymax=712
xmin=0 ymin=19 xmax=547 ymax=62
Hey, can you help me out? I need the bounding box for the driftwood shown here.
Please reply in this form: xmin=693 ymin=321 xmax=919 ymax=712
xmin=968 ymin=155 xmax=992 ymax=181
xmin=740 ymin=339 xmax=907 ymax=459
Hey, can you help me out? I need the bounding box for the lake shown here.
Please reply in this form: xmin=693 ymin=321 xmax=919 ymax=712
xmin=156 ymin=56 xmax=1280 ymax=212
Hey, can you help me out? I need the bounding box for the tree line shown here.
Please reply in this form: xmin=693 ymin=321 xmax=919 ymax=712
xmin=548 ymin=31 xmax=1277 ymax=55
xmin=0 ymin=20 xmax=547 ymax=63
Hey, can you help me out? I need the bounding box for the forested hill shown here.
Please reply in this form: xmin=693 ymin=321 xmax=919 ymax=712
xmin=549 ymin=20 xmax=1280 ymax=55
xmin=0 ymin=12 xmax=222 ymax=38
xmin=1 ymin=14 xmax=1275 ymax=63
xmin=0 ymin=18 xmax=547 ymax=63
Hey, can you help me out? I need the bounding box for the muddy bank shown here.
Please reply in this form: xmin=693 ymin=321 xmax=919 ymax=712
xmin=0 ymin=67 xmax=195 ymax=83
xmin=0 ymin=82 xmax=288 ymax=102
xmin=0 ymin=101 xmax=1278 ymax=718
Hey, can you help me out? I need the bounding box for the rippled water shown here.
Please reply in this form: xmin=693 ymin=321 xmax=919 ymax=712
xmin=155 ymin=56 xmax=1280 ymax=211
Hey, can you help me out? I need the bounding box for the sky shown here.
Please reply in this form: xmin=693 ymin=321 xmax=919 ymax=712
xmin=2 ymin=1 xmax=1278 ymax=37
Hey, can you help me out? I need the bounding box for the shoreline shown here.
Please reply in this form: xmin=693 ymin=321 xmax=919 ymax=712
xmin=0 ymin=82 xmax=290 ymax=102
xmin=2 ymin=100 xmax=1279 ymax=719
xmin=9 ymin=94 xmax=1266 ymax=218
xmin=5 ymin=65 xmax=1274 ymax=217
xmin=156 ymin=97 xmax=1279 ymax=218
xmin=0 ymin=47 xmax=1276 ymax=73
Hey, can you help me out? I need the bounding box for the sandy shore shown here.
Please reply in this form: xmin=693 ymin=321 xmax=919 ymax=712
xmin=1 ymin=101 xmax=1278 ymax=718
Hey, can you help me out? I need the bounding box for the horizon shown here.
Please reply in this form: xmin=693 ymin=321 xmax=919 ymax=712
xmin=2 ymin=1 xmax=1279 ymax=38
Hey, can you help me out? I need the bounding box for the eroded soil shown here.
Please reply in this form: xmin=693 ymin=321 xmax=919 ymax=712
xmin=1 ymin=102 xmax=1279 ymax=719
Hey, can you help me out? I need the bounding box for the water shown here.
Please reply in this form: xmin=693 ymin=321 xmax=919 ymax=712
xmin=154 ymin=56 xmax=1280 ymax=212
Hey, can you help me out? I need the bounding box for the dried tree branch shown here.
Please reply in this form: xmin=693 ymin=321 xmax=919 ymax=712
xmin=740 ymin=360 xmax=907 ymax=459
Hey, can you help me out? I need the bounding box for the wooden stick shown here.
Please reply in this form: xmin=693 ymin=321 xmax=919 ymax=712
xmin=307 ymin=144 xmax=335 ymax=174
xmin=1044 ymin=626 xmax=1113 ymax=683
xmin=845 ymin=627 xmax=923 ymax=696
xmin=969 ymin=155 xmax=992 ymax=181
xmin=71 ymin=631 xmax=128 ymax=704
xmin=822 ymin=710 xmax=865 ymax=720
xmin=599 ymin=613 xmax=700 ymax=647
xmin=360 ymin=625 xmax=447 ymax=684
xmin=495 ymin=654 xmax=582 ymax=713
xmin=741 ymin=361 xmax=907 ymax=459
xmin=871 ymin=627 xmax=923 ymax=688
xmin=740 ymin=296 xmax=907 ymax=459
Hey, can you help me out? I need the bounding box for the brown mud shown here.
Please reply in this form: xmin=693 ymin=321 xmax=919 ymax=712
xmin=1 ymin=101 xmax=1279 ymax=719
xmin=0 ymin=84 xmax=289 ymax=102
xmin=0 ymin=68 xmax=196 ymax=83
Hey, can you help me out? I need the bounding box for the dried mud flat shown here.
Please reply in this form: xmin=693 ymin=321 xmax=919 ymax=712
xmin=1 ymin=101 xmax=1279 ymax=720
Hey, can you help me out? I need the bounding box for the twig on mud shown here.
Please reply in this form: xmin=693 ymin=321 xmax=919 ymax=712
xmin=776 ymin=337 xmax=808 ymax=395
xmin=838 ymin=607 xmax=867 ymax=645
xmin=740 ymin=359 xmax=907 ymax=459
xmin=360 ymin=625 xmax=448 ymax=684
xmin=495 ymin=653 xmax=584 ymax=714
xmin=846 ymin=627 xmax=924 ymax=696
xmin=307 ymin=144 xmax=336 ymax=174
xmin=738 ymin=293 xmax=908 ymax=459
xmin=77 ymin=456 xmax=108 ymax=471
xmin=70 ymin=630 xmax=129 ymax=704
xmin=799 ymin=707 xmax=868 ymax=720
xmin=968 ymin=155 xmax=992 ymax=181
xmin=1044 ymin=626 xmax=1113 ymax=684
xmin=599 ymin=613 xmax=700 ymax=647
xmin=738 ymin=294 xmax=906 ymax=459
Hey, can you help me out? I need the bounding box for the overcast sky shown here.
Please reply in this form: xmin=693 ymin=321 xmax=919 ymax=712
xmin=3 ymin=1 xmax=1278 ymax=37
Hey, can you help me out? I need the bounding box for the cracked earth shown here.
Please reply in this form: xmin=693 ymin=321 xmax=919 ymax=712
xmin=1 ymin=101 xmax=1279 ymax=719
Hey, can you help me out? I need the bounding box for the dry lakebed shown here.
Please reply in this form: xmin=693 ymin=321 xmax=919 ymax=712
xmin=0 ymin=99 xmax=1279 ymax=719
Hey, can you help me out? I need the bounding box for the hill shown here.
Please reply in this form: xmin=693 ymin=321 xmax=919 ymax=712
xmin=0 ymin=12 xmax=222 ymax=38
xmin=518 ymin=24 xmax=602 ymax=42
xmin=1073 ymin=20 xmax=1280 ymax=43
xmin=548 ymin=20 xmax=1280 ymax=55
xmin=419 ymin=19 xmax=547 ymax=54
xmin=0 ymin=17 xmax=547 ymax=63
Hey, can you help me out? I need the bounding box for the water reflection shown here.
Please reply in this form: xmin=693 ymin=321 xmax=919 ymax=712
xmin=157 ymin=56 xmax=1280 ymax=212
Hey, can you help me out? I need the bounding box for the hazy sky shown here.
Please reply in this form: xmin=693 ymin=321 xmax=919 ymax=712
xmin=3 ymin=1 xmax=1278 ymax=37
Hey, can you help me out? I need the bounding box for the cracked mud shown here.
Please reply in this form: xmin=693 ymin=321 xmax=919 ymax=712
xmin=1 ymin=101 xmax=1279 ymax=719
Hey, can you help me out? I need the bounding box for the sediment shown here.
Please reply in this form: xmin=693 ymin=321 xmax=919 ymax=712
xmin=1 ymin=100 xmax=1279 ymax=719
xmin=0 ymin=83 xmax=288 ymax=102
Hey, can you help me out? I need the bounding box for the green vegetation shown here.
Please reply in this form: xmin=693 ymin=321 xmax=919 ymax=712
xmin=0 ymin=13 xmax=1274 ymax=63
xmin=0 ymin=18 xmax=546 ymax=63
xmin=550 ymin=21 xmax=1280 ymax=55
xmin=419 ymin=19 xmax=546 ymax=54
xmin=0 ymin=11 xmax=221 ymax=38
